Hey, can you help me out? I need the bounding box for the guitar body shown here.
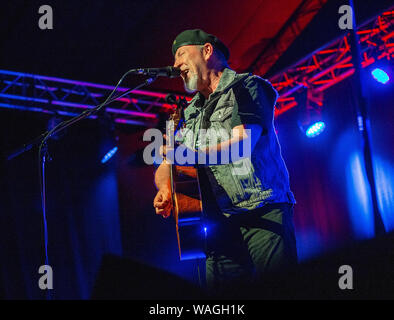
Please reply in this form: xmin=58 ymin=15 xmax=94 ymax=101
xmin=171 ymin=165 xmax=206 ymax=261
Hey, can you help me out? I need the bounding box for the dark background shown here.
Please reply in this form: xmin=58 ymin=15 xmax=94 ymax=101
xmin=0 ymin=0 xmax=393 ymax=299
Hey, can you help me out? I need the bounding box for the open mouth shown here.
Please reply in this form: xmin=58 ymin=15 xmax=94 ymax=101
xmin=181 ymin=69 xmax=189 ymax=78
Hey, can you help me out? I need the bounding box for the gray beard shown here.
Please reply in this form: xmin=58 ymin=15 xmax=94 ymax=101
xmin=184 ymin=73 xmax=198 ymax=93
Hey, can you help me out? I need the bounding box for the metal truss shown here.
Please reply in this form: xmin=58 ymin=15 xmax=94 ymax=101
xmin=0 ymin=69 xmax=184 ymax=127
xmin=0 ymin=10 xmax=392 ymax=127
xmin=272 ymin=9 xmax=394 ymax=117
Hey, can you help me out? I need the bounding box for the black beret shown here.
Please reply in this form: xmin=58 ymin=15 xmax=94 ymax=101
xmin=172 ymin=29 xmax=230 ymax=61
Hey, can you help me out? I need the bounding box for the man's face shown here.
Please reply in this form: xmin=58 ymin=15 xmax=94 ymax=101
xmin=173 ymin=45 xmax=205 ymax=93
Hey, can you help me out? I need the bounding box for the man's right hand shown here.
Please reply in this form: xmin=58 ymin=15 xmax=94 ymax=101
xmin=153 ymin=188 xmax=172 ymax=218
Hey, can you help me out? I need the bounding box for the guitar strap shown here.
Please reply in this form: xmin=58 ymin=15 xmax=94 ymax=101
xmin=220 ymin=72 xmax=251 ymax=93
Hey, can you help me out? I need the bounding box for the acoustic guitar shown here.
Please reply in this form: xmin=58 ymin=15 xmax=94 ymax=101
xmin=166 ymin=96 xmax=206 ymax=261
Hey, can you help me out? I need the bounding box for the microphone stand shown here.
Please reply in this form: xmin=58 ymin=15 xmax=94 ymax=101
xmin=6 ymin=71 xmax=158 ymax=299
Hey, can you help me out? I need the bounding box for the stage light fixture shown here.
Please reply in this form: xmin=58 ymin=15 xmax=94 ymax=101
xmin=371 ymin=68 xmax=389 ymax=84
xmin=101 ymin=146 xmax=118 ymax=164
xmin=297 ymin=90 xmax=326 ymax=138
xmin=305 ymin=121 xmax=326 ymax=138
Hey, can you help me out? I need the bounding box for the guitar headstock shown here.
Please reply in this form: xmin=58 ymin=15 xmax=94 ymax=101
xmin=166 ymin=94 xmax=187 ymax=131
xmin=169 ymin=105 xmax=182 ymax=129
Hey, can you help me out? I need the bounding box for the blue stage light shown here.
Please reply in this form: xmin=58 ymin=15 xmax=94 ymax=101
xmin=305 ymin=121 xmax=326 ymax=138
xmin=371 ymin=68 xmax=389 ymax=84
xmin=101 ymin=146 xmax=118 ymax=163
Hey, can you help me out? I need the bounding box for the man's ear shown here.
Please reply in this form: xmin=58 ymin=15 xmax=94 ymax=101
xmin=202 ymin=43 xmax=214 ymax=61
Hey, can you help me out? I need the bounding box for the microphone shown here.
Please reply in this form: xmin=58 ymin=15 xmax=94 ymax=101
xmin=130 ymin=66 xmax=181 ymax=78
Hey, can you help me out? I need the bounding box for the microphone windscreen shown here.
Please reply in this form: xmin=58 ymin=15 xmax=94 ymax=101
xmin=165 ymin=94 xmax=177 ymax=104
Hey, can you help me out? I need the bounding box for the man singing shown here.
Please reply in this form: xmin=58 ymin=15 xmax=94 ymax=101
xmin=153 ymin=29 xmax=297 ymax=297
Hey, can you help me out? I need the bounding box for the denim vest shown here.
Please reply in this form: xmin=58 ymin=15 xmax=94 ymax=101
xmin=175 ymin=68 xmax=295 ymax=214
